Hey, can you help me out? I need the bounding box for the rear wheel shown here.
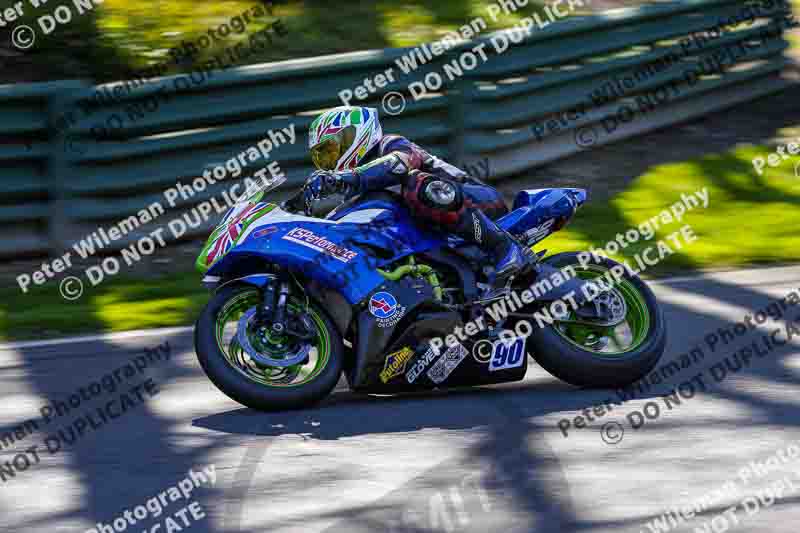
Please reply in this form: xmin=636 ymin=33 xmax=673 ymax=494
xmin=195 ymin=284 xmax=343 ymax=411
xmin=527 ymin=252 xmax=666 ymax=388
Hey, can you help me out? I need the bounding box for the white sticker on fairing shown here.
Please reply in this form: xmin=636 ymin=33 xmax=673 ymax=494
xmin=406 ymin=346 xmax=437 ymax=384
xmin=282 ymin=227 xmax=358 ymax=263
xmin=488 ymin=337 xmax=526 ymax=372
xmin=523 ymin=219 xmax=556 ymax=245
xmin=426 ymin=342 xmax=468 ymax=384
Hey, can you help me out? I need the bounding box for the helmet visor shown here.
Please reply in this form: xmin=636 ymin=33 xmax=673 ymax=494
xmin=311 ymin=137 xmax=341 ymax=170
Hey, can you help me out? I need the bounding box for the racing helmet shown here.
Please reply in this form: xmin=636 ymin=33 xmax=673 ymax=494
xmin=308 ymin=106 xmax=382 ymax=171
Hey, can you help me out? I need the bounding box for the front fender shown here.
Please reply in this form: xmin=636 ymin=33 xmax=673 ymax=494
xmin=214 ymin=273 xmax=276 ymax=292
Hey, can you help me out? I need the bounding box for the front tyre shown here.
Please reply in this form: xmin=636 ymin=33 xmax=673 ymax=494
xmin=528 ymin=252 xmax=666 ymax=388
xmin=195 ymin=285 xmax=343 ymax=411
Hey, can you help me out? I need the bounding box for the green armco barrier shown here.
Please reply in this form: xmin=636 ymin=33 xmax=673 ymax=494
xmin=0 ymin=0 xmax=794 ymax=257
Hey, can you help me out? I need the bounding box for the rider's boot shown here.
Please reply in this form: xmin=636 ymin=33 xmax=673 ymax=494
xmin=453 ymin=208 xmax=536 ymax=298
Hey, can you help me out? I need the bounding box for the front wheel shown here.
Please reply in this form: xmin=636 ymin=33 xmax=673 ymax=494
xmin=195 ymin=284 xmax=343 ymax=411
xmin=527 ymin=252 xmax=666 ymax=388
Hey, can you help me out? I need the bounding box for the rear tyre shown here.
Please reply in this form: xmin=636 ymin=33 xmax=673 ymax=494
xmin=195 ymin=284 xmax=343 ymax=411
xmin=527 ymin=252 xmax=666 ymax=388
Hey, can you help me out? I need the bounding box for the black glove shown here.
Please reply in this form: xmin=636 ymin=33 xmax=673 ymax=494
xmin=303 ymin=170 xmax=358 ymax=202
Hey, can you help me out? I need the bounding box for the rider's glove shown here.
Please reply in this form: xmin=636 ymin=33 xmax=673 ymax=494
xmin=305 ymin=170 xmax=358 ymax=202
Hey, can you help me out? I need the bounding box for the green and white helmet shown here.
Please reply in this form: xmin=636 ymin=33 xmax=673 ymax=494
xmin=308 ymin=106 xmax=383 ymax=171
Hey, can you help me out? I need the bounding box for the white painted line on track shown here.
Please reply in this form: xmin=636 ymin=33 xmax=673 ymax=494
xmin=0 ymin=326 xmax=193 ymax=351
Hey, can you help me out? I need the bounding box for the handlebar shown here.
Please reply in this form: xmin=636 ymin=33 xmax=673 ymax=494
xmin=281 ymin=185 xmax=309 ymax=215
xmin=280 ymin=173 xmax=358 ymax=217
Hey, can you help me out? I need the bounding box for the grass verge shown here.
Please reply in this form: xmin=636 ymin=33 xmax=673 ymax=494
xmin=0 ymin=274 xmax=208 ymax=342
xmin=543 ymin=145 xmax=800 ymax=273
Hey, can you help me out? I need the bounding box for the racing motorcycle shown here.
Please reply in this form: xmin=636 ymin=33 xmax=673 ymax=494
xmin=194 ymin=179 xmax=666 ymax=411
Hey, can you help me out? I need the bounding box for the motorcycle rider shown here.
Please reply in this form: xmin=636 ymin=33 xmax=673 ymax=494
xmin=304 ymin=106 xmax=534 ymax=288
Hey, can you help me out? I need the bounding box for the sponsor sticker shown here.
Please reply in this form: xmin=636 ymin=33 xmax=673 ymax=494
xmin=369 ymin=292 xmax=398 ymax=318
xmin=282 ymin=227 xmax=358 ymax=263
xmin=253 ymin=226 xmax=278 ymax=239
xmin=377 ymin=307 xmax=405 ymax=328
xmin=379 ymin=346 xmax=415 ymax=383
xmin=406 ymin=346 xmax=438 ymax=384
xmin=489 ymin=337 xmax=526 ymax=372
xmin=426 ymin=342 xmax=468 ymax=384
xmin=369 ymin=291 xmax=406 ymax=328
xmin=524 ymin=218 xmax=555 ymax=244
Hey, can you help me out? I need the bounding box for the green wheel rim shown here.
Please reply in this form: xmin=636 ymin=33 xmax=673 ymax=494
xmin=552 ymin=264 xmax=651 ymax=357
xmin=214 ymin=289 xmax=331 ymax=388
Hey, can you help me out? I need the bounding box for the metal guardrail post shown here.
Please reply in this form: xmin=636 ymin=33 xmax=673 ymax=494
xmin=46 ymin=90 xmax=77 ymax=254
xmin=447 ymin=79 xmax=468 ymax=165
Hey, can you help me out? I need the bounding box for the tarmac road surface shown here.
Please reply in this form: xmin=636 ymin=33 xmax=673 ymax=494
xmin=1 ymin=265 xmax=800 ymax=533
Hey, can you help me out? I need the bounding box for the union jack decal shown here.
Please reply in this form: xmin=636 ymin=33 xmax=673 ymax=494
xmin=204 ymin=203 xmax=275 ymax=266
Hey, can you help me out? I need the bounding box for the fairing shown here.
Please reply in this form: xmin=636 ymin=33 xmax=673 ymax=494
xmin=204 ymin=200 xmax=444 ymax=304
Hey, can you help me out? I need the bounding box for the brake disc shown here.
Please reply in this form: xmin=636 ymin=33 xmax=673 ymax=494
xmin=236 ymin=308 xmax=310 ymax=368
xmin=561 ymin=286 xmax=628 ymax=327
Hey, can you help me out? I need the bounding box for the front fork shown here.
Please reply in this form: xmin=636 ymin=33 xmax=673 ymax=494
xmin=256 ymin=274 xmax=316 ymax=341
xmin=260 ymin=279 xmax=290 ymax=335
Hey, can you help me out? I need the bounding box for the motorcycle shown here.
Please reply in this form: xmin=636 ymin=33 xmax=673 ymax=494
xmin=193 ymin=178 xmax=666 ymax=411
